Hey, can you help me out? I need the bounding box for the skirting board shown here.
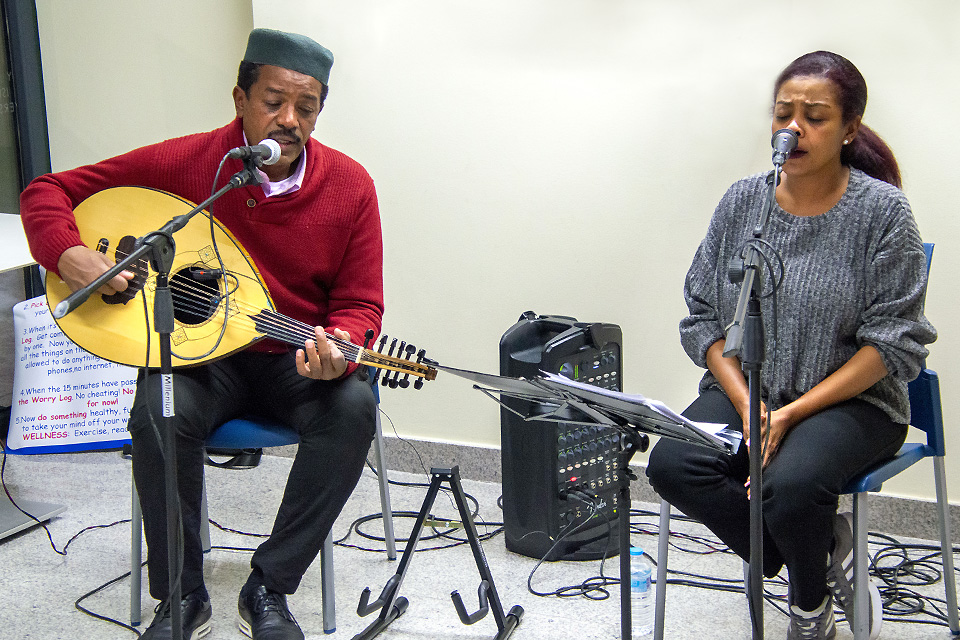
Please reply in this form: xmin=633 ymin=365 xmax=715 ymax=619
xmin=269 ymin=434 xmax=957 ymax=543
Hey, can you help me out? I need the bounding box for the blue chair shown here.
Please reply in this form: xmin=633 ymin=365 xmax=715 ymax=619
xmin=653 ymin=243 xmax=956 ymax=640
xmin=839 ymin=242 xmax=956 ymax=639
xmin=842 ymin=365 xmax=958 ymax=639
xmin=130 ymin=367 xmax=397 ymax=635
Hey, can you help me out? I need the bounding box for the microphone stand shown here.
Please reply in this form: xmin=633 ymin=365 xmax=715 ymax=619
xmin=54 ymin=159 xmax=265 ymax=640
xmin=722 ymin=164 xmax=782 ymax=640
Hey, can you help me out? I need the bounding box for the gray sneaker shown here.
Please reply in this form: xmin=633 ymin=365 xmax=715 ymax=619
xmin=787 ymin=594 xmax=836 ymax=640
xmin=825 ymin=512 xmax=882 ymax=640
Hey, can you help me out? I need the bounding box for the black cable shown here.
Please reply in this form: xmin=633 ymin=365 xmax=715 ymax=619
xmin=524 ymin=490 xmax=622 ymax=601
xmin=128 ymin=154 xmax=238 ymax=625
xmin=736 ymin=236 xmax=784 ymax=466
xmin=75 ymin=562 xmax=147 ymax=638
xmin=29 ymin=461 xmax=960 ymax=636
xmin=0 ymin=439 xmax=69 ymax=554
xmin=204 ymin=404 xmax=503 ymax=556
xmin=632 ymin=509 xmax=960 ymax=629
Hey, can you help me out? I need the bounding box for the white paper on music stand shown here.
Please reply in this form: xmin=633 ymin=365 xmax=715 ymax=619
xmin=538 ymin=371 xmax=735 ymax=448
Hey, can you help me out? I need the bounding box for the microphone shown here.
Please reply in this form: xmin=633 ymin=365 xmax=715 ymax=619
xmin=226 ymin=138 xmax=282 ymax=166
xmin=771 ymin=129 xmax=798 ymax=166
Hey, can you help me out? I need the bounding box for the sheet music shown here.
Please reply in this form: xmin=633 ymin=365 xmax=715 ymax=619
xmin=427 ymin=360 xmax=741 ymax=453
xmin=537 ymin=372 xmax=739 ymax=450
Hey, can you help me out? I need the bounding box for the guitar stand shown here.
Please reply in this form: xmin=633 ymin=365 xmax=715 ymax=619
xmin=352 ymin=466 xmax=524 ymax=640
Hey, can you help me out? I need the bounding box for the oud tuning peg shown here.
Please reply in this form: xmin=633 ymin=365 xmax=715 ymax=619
xmin=357 ymin=330 xmax=376 ymax=383
xmin=382 ymin=338 xmax=398 ymax=387
xmin=414 ymin=349 xmax=427 ymax=390
xmin=390 ymin=340 xmax=410 ymax=389
xmin=396 ymin=343 xmax=415 ymax=389
xmin=389 ymin=341 xmax=408 ymax=389
xmin=372 ymin=334 xmax=388 ymax=384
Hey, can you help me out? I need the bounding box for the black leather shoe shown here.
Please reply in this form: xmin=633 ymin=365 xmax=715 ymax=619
xmin=238 ymin=582 xmax=304 ymax=640
xmin=140 ymin=589 xmax=212 ymax=640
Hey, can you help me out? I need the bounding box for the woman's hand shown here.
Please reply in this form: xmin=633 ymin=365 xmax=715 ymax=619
xmin=745 ymin=404 xmax=797 ymax=496
xmin=759 ymin=406 xmax=797 ymax=468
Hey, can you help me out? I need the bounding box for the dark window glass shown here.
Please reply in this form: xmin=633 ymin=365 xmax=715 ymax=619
xmin=0 ymin=22 xmax=19 ymax=213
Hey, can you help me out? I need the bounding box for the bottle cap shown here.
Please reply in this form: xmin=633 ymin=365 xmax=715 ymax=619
xmin=630 ymin=546 xmax=643 ymax=556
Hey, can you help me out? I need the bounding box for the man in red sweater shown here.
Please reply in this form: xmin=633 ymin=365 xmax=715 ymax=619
xmin=20 ymin=29 xmax=383 ymax=640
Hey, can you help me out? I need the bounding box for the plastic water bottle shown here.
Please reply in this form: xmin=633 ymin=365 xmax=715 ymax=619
xmin=629 ymin=546 xmax=654 ymax=636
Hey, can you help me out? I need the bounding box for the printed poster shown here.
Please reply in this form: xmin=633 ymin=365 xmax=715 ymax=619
xmin=7 ymin=296 xmax=136 ymax=453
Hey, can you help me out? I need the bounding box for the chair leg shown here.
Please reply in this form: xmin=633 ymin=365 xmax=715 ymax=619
xmin=371 ymin=408 xmax=397 ymax=560
xmin=320 ymin=531 xmax=336 ymax=633
xmin=200 ymin=479 xmax=211 ymax=553
xmin=742 ymin=560 xmax=753 ymax=630
xmin=654 ymin=498 xmax=670 ymax=640
xmin=933 ymin=456 xmax=960 ymax=634
xmin=852 ymin=492 xmax=870 ymax=640
xmin=131 ymin=472 xmax=143 ymax=627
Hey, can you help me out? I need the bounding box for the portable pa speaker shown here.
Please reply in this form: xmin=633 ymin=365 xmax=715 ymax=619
xmin=499 ymin=311 xmax=624 ymax=561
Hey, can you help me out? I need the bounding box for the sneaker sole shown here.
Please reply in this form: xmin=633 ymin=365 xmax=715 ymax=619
xmin=189 ymin=619 xmax=212 ymax=640
xmin=238 ymin=615 xmax=253 ymax=639
xmin=836 ymin=513 xmax=883 ymax=640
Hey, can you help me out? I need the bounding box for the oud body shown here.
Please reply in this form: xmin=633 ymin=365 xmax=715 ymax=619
xmin=46 ymin=186 xmax=436 ymax=383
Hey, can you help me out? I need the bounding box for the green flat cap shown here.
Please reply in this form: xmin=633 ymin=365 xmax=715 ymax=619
xmin=243 ymin=28 xmax=334 ymax=85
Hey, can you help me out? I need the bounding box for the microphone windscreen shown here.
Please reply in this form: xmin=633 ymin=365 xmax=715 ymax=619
xmin=771 ymin=129 xmax=798 ymax=153
xmin=259 ymin=138 xmax=282 ymax=165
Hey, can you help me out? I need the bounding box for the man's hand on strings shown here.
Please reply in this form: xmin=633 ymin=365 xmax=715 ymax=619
xmin=297 ymin=327 xmax=349 ymax=380
xmin=57 ymin=245 xmax=134 ymax=295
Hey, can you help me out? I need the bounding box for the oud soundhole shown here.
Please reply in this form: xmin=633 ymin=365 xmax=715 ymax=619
xmin=170 ymin=266 xmax=223 ymax=326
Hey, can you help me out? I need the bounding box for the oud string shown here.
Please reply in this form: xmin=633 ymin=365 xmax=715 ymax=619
xmin=100 ymin=249 xmax=423 ymax=374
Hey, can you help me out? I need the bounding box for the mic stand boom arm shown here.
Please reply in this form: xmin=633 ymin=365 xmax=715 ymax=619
xmin=52 ymin=160 xmax=263 ymax=640
xmin=721 ymin=166 xmax=780 ymax=640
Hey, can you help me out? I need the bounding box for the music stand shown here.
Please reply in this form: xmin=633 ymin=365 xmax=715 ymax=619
xmin=430 ymin=362 xmax=741 ymax=640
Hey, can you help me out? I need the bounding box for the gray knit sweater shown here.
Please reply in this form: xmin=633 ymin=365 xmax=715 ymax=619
xmin=680 ymin=168 xmax=937 ymax=424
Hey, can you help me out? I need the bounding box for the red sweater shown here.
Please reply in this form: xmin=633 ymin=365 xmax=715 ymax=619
xmin=20 ymin=118 xmax=384 ymax=368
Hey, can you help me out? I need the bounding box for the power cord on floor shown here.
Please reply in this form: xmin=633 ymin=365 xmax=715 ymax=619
xmin=524 ymin=489 xmax=621 ymax=601
xmin=18 ymin=406 xmax=960 ymax=636
xmin=629 ymin=507 xmax=960 ymax=631
xmin=0 ymin=439 xmax=72 ymax=555
xmin=204 ymin=406 xmax=507 ymax=555
xmin=74 ymin=563 xmax=147 ymax=637
xmin=512 ymin=501 xmax=960 ymax=632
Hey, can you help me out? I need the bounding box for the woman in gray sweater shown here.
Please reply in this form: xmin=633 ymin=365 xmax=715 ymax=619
xmin=646 ymin=51 xmax=936 ymax=640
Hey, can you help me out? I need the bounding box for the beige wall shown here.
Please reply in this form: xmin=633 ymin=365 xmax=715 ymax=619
xmin=35 ymin=0 xmax=959 ymax=505
xmin=252 ymin=1 xmax=960 ymax=505
xmin=36 ymin=0 xmax=253 ymax=168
